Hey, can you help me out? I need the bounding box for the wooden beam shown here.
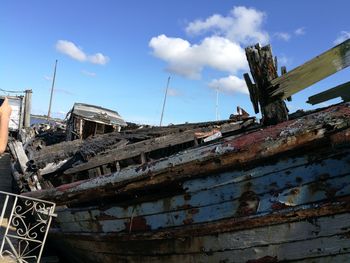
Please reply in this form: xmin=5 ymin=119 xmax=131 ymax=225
xmin=8 ymin=141 xmax=28 ymax=174
xmin=243 ymin=73 xmax=259 ymax=114
xmin=245 ymin=44 xmax=288 ymax=125
xmin=23 ymin=104 xmax=350 ymax=205
xmin=64 ymin=120 xmax=252 ymax=175
xmin=307 ymin=81 xmax=350 ymax=105
xmin=269 ymin=39 xmax=350 ymax=99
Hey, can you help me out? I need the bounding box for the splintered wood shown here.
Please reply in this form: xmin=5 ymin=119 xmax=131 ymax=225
xmin=244 ymin=44 xmax=288 ymax=125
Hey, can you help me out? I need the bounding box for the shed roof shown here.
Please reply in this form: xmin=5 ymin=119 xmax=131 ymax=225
xmin=70 ymin=103 xmax=127 ymax=126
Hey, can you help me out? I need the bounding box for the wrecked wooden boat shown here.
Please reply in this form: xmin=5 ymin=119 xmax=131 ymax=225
xmin=21 ymin=103 xmax=350 ymax=263
xmin=8 ymin=39 xmax=350 ymax=262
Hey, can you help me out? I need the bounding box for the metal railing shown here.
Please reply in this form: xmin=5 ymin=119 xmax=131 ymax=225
xmin=0 ymin=191 xmax=56 ymax=262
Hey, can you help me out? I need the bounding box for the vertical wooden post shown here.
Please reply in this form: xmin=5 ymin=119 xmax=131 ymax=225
xmin=24 ymin=89 xmax=32 ymax=128
xmin=245 ymin=44 xmax=288 ymax=125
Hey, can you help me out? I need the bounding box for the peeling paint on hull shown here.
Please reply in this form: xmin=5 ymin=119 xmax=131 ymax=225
xmin=50 ymin=147 xmax=350 ymax=262
xmin=27 ymin=104 xmax=350 ymax=262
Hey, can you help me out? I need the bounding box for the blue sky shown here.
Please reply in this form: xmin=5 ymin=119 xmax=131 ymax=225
xmin=1 ymin=1 xmax=350 ymax=125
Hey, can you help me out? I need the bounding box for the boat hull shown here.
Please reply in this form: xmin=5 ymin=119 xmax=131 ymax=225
xmin=50 ymin=147 xmax=350 ymax=262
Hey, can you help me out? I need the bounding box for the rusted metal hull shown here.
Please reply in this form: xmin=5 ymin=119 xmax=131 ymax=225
xmin=49 ymin=143 xmax=350 ymax=262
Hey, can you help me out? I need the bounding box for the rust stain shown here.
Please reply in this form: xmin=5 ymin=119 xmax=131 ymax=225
xmin=177 ymin=204 xmax=192 ymax=210
xmin=55 ymin=196 xmax=350 ymax=242
xmin=330 ymin=127 xmax=350 ymax=145
xmin=183 ymin=218 xmax=194 ymax=225
xmin=271 ymin=201 xmax=292 ymax=211
xmin=189 ymin=208 xmax=199 ymax=215
xmin=289 ymin=188 xmax=300 ymax=195
xmin=183 ymin=193 xmax=191 ymax=201
xmin=125 ymin=216 xmax=150 ymax=232
xmin=236 ymin=191 xmax=260 ymax=216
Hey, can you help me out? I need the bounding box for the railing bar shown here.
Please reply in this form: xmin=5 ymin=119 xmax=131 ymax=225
xmin=4 ymin=235 xmax=21 ymax=262
xmin=0 ymin=195 xmax=9 ymax=230
xmin=0 ymin=196 xmax=17 ymax=255
xmin=5 ymin=234 xmax=43 ymax=243
xmin=0 ymin=192 xmax=56 ymax=263
xmin=0 ymin=191 xmax=55 ymax=206
xmin=38 ymin=207 xmax=54 ymax=262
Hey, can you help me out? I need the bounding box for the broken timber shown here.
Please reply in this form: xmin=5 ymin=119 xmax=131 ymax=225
xmin=307 ymin=80 xmax=350 ymax=105
xmin=244 ymin=44 xmax=288 ymax=125
xmin=269 ymin=39 xmax=350 ymax=99
xmin=64 ymin=119 xmax=254 ymax=176
xmin=24 ymin=104 xmax=350 ymax=205
xmin=8 ymin=140 xmax=28 ymax=174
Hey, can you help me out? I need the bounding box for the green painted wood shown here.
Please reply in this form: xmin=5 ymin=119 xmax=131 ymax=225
xmin=269 ymin=39 xmax=350 ymax=98
xmin=307 ymin=80 xmax=350 ymax=105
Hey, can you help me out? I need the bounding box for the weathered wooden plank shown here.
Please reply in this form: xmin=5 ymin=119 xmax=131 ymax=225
xmin=307 ymin=80 xmax=350 ymax=105
xmin=39 ymin=159 xmax=68 ymax=176
xmin=52 ymin=196 xmax=350 ymax=243
xmin=52 ymin=212 xmax=350 ymax=256
xmin=8 ymin=140 xmax=28 ymax=174
xmin=23 ymin=104 xmax=350 ymax=205
xmin=64 ymin=120 xmax=250 ymax=175
xmin=270 ymin=39 xmax=350 ymax=98
xmin=243 ymin=73 xmax=259 ymax=114
xmin=56 ymin=172 xmax=350 ymax=233
xmin=49 ymin=232 xmax=350 ymax=263
xmin=55 ymin=149 xmax=350 ymax=224
xmin=245 ymin=44 xmax=288 ymax=124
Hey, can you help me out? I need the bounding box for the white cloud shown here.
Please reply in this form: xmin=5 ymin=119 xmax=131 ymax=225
xmin=334 ymin=31 xmax=350 ymax=45
xmin=55 ymin=40 xmax=109 ymax=65
xmin=294 ymin=27 xmax=305 ymax=36
xmin=167 ymin=88 xmax=181 ymax=96
xmin=150 ymin=6 xmax=271 ymax=97
xmin=274 ymin=32 xmax=291 ymax=41
xmin=88 ymin=53 xmax=109 ymax=65
xmin=56 ymin=40 xmax=87 ymax=61
xmin=44 ymin=75 xmax=52 ymax=81
xmin=81 ymin=70 xmax=96 ymax=77
xmin=208 ymin=75 xmax=248 ymax=94
xmin=185 ymin=6 xmax=269 ymax=45
xmin=149 ymin=34 xmax=247 ymax=79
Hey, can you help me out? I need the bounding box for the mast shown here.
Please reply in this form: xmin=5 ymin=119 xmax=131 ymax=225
xmin=47 ymin=59 xmax=58 ymax=120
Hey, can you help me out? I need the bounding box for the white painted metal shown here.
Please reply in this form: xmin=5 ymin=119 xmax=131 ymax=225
xmin=0 ymin=191 xmax=56 ymax=262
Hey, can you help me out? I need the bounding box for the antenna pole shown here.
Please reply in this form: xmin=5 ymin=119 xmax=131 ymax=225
xmin=47 ymin=59 xmax=58 ymax=120
xmin=159 ymin=76 xmax=171 ymax=126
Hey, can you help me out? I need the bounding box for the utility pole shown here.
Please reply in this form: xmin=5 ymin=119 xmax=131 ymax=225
xmin=159 ymin=76 xmax=171 ymax=126
xmin=47 ymin=59 xmax=58 ymax=120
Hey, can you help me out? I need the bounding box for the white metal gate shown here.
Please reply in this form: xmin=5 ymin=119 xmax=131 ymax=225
xmin=0 ymin=191 xmax=56 ymax=262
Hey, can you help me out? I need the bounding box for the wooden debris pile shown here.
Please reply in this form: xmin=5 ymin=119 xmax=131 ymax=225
xmin=9 ymin=115 xmax=256 ymax=193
